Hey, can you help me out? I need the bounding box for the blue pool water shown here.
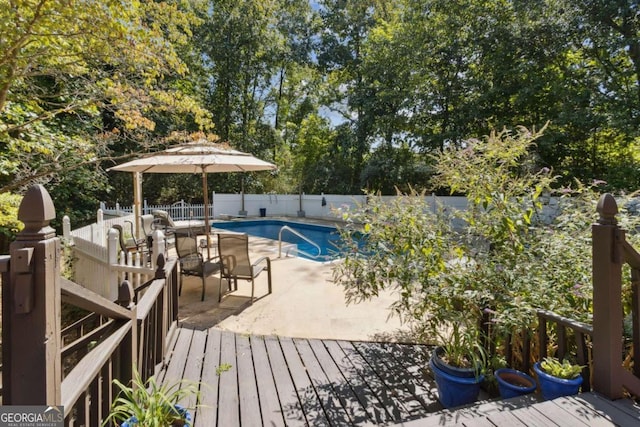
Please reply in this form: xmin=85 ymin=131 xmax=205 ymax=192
xmin=213 ymin=220 xmax=342 ymax=261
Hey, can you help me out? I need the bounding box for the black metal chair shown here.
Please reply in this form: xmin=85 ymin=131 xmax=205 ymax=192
xmin=113 ymin=222 xmax=147 ymax=263
xmin=217 ymin=232 xmax=272 ymax=304
xmin=175 ymin=229 xmax=220 ymax=301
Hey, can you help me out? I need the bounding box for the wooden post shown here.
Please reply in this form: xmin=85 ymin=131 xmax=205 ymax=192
xmin=592 ymin=193 xmax=624 ymax=399
xmin=117 ymin=279 xmax=136 ymax=384
xmin=3 ymin=184 xmax=61 ymax=405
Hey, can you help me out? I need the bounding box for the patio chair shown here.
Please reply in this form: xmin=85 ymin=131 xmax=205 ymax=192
xmin=218 ymin=232 xmax=272 ymax=304
xmin=175 ymin=229 xmax=220 ymax=301
xmin=140 ymin=214 xmax=155 ymax=241
xmin=152 ymin=209 xmax=176 ymax=236
xmin=113 ymin=222 xmax=147 ymax=263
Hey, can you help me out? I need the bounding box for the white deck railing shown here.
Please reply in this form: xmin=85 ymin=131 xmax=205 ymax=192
xmin=65 ymin=213 xmax=167 ymax=300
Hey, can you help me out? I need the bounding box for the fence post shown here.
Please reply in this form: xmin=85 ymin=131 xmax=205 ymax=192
xmin=592 ymin=193 xmax=624 ymax=399
xmin=107 ymin=228 xmax=120 ymax=301
xmin=3 ymin=184 xmax=61 ymax=405
xmin=62 ymin=215 xmax=71 ymax=243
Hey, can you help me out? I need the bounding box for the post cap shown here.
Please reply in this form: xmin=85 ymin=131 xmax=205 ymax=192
xmin=17 ymin=184 xmax=56 ymax=238
xmin=596 ymin=193 xmax=618 ymax=225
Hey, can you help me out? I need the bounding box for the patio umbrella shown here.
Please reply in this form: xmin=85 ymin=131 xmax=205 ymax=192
xmin=108 ymin=139 xmax=277 ymax=257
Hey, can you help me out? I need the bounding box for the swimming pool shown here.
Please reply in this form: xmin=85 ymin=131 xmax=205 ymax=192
xmin=213 ymin=219 xmax=342 ymax=261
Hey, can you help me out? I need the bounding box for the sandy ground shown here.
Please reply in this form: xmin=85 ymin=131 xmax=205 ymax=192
xmin=176 ymin=236 xmax=414 ymax=342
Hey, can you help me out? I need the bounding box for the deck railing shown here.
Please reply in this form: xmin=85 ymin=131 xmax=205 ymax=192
xmin=591 ymin=193 xmax=640 ymax=398
xmin=1 ymin=185 xmax=179 ymax=424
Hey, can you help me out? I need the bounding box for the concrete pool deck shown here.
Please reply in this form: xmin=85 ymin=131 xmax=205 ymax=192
xmin=175 ymin=235 xmax=414 ymax=342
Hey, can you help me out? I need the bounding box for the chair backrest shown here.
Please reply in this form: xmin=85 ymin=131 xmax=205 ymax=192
xmin=140 ymin=214 xmax=155 ymax=237
xmin=112 ymin=224 xmax=128 ymax=251
xmin=218 ymin=233 xmax=251 ymax=274
xmin=152 ymin=209 xmax=176 ymax=228
xmin=174 ymin=231 xmax=198 ymax=259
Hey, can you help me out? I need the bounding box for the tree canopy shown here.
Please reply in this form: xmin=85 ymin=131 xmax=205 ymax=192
xmin=2 ymin=0 xmax=640 ymax=236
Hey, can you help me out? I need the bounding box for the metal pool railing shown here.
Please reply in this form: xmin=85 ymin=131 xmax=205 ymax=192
xmin=278 ymin=225 xmax=322 ymax=259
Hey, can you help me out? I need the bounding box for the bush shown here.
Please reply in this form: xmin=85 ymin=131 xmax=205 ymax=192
xmin=332 ymin=126 xmax=638 ymax=364
xmin=0 ymin=192 xmax=23 ymax=254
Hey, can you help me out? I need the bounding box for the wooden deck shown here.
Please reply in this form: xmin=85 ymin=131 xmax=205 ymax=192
xmin=157 ymin=327 xmax=640 ymax=427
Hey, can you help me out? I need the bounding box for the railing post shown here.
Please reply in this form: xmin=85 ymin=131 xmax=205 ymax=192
xmin=592 ymin=193 xmax=624 ymax=399
xmin=151 ymin=230 xmax=165 ymax=270
xmin=117 ymin=279 xmax=137 ymax=383
xmin=3 ymin=184 xmax=61 ymax=405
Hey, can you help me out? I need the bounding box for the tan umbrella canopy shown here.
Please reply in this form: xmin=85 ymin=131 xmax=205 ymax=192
xmin=108 ymin=139 xmax=277 ymax=254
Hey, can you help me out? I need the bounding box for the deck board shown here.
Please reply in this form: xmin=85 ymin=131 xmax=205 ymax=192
xmin=322 ymin=339 xmax=392 ymax=425
xmin=294 ymin=338 xmax=356 ymax=426
xmin=250 ymin=335 xmax=286 ymax=427
xmin=307 ymin=339 xmax=373 ymax=426
xmin=280 ymin=336 xmax=331 ymax=426
xmin=180 ymin=329 xmax=207 ymax=411
xmin=217 ymin=331 xmax=240 ymax=427
xmin=264 ymin=335 xmax=307 ymax=426
xmin=353 ymin=341 xmax=428 ymax=417
xmin=236 ymin=333 xmax=263 ymax=427
xmin=195 ymin=328 xmax=221 ymax=427
xmin=338 ymin=340 xmax=411 ymax=422
xmin=161 ymin=328 xmax=192 ymax=385
xmin=157 ymin=327 xmax=640 ymax=427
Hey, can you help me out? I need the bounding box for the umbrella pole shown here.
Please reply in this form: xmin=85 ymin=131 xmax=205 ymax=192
xmin=133 ymin=172 xmax=142 ymax=238
xmin=202 ymin=169 xmax=211 ymax=259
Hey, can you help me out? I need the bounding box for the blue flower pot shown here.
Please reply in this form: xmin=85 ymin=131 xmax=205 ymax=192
xmin=495 ymin=368 xmax=537 ymax=399
xmin=533 ymin=362 xmax=583 ymax=401
xmin=121 ymin=404 xmax=192 ymax=426
xmin=429 ymin=358 xmax=484 ymax=408
xmin=431 ymin=346 xmax=479 ymax=378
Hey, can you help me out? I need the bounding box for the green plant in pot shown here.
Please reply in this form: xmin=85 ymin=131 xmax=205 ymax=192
xmin=429 ymin=321 xmax=488 ymax=408
xmin=533 ymin=357 xmax=584 ymax=401
xmin=103 ymin=368 xmax=200 ymax=427
xmin=432 ymin=323 xmax=486 ymax=377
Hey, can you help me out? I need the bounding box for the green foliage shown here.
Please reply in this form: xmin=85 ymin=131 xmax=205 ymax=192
xmin=104 ymin=368 xmax=199 ymax=427
xmin=332 ymin=126 xmax=629 ymax=368
xmin=437 ymin=325 xmax=487 ymax=374
xmin=540 ymin=357 xmax=583 ymax=380
xmin=0 ymin=0 xmax=212 ymax=194
xmin=216 ymin=363 xmax=233 ymax=376
xmin=0 ymin=192 xmax=23 ymax=254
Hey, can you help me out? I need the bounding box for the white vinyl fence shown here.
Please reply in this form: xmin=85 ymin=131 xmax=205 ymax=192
xmin=64 ymin=212 xmax=167 ymax=300
xmin=100 ymin=193 xmax=470 ymax=221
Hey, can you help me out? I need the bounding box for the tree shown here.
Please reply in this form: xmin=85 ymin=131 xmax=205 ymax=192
xmin=0 ymin=0 xmax=212 ymax=194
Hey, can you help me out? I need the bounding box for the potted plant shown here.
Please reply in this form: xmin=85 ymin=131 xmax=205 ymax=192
xmin=429 ymin=324 xmax=487 ymax=408
xmin=494 ymin=368 xmax=537 ymax=399
xmin=533 ymin=357 xmax=583 ymax=400
xmin=103 ymin=368 xmax=199 ymax=426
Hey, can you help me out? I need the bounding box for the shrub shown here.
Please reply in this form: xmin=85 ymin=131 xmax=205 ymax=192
xmin=0 ymin=191 xmax=23 ymax=254
xmin=332 ymin=126 xmax=639 ymax=366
